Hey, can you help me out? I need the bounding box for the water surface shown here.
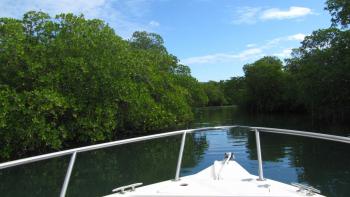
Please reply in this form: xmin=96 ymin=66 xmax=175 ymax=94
xmin=1 ymin=106 xmax=349 ymax=196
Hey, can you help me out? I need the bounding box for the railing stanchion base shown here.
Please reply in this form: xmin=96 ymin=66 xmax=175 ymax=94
xmin=174 ymin=131 xmax=187 ymax=181
xmin=60 ymin=151 xmax=77 ymax=197
xmin=255 ymin=129 xmax=265 ymax=181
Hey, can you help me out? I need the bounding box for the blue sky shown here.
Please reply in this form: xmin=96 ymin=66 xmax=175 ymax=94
xmin=0 ymin=0 xmax=331 ymax=81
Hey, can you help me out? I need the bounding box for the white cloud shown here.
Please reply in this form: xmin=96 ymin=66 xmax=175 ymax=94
xmin=236 ymin=48 xmax=263 ymax=60
xmin=0 ymin=0 xmax=107 ymax=19
xmin=287 ymin=33 xmax=306 ymax=41
xmin=261 ymin=7 xmax=312 ymax=20
xmin=232 ymin=6 xmax=313 ymax=24
xmin=246 ymin=43 xmax=257 ymax=48
xmin=273 ymin=48 xmax=293 ymax=58
xmin=149 ymin=20 xmax=160 ymax=27
xmin=0 ymin=0 xmax=157 ymax=38
xmin=181 ymin=54 xmax=221 ymax=65
xmin=262 ymin=33 xmax=307 ymax=49
xmin=232 ymin=7 xmax=261 ymax=24
xmin=181 ymin=33 xmax=306 ymax=65
xmin=181 ymin=48 xmax=264 ymax=65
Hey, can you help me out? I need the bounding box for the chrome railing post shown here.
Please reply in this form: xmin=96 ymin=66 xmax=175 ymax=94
xmin=60 ymin=151 xmax=77 ymax=197
xmin=174 ymin=131 xmax=187 ymax=181
xmin=254 ymin=128 xmax=264 ymax=181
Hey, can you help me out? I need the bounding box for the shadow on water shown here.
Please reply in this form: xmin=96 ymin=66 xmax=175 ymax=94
xmin=191 ymin=106 xmax=350 ymax=197
xmin=242 ymin=130 xmax=350 ymax=197
xmin=1 ymin=106 xmax=349 ymax=197
xmin=194 ymin=106 xmax=350 ymax=134
xmin=0 ymin=135 xmax=208 ymax=197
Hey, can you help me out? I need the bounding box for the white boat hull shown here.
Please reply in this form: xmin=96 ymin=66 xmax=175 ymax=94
xmin=106 ymin=160 xmax=325 ymax=197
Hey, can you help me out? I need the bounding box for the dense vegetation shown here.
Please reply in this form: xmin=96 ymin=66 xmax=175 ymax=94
xmin=0 ymin=0 xmax=349 ymax=160
xmin=0 ymin=12 xmax=208 ymax=160
xmin=204 ymin=0 xmax=350 ymax=122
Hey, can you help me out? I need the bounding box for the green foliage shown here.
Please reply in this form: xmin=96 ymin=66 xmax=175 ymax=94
xmin=286 ymin=28 xmax=350 ymax=120
xmin=0 ymin=87 xmax=69 ymax=158
xmin=221 ymin=27 xmax=350 ymax=121
xmin=0 ymin=11 xmax=205 ymax=160
xmin=201 ymin=81 xmax=227 ymax=106
xmin=173 ymin=67 xmax=208 ymax=107
xmin=221 ymin=77 xmax=247 ymax=106
xmin=243 ymin=56 xmax=287 ymax=112
xmin=129 ymin=31 xmax=167 ymax=53
xmin=326 ymin=0 xmax=350 ymax=28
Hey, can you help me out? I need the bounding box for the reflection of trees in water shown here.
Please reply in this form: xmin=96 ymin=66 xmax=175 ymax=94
xmin=242 ymin=127 xmax=350 ymax=197
xmin=182 ymin=133 xmax=208 ymax=168
xmin=227 ymin=127 xmax=289 ymax=162
xmin=227 ymin=127 xmax=248 ymax=137
xmin=68 ymin=136 xmax=182 ymax=196
xmin=195 ymin=107 xmax=350 ymax=196
xmin=193 ymin=106 xmax=239 ymax=126
xmin=195 ymin=106 xmax=350 ymax=133
xmin=246 ymin=132 xmax=289 ymax=162
xmin=0 ymin=134 xmax=208 ymax=197
xmin=288 ymin=139 xmax=350 ymax=197
xmin=0 ymin=157 xmax=68 ymax=197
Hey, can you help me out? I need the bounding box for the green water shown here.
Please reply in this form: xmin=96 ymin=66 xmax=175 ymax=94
xmin=1 ymin=106 xmax=349 ymax=196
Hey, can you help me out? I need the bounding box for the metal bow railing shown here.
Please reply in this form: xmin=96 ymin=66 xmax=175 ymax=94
xmin=1 ymin=125 xmax=350 ymax=196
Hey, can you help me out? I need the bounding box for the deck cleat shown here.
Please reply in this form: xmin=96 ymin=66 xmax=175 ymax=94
xmin=291 ymin=182 xmax=321 ymax=196
xmin=112 ymin=183 xmax=143 ymax=194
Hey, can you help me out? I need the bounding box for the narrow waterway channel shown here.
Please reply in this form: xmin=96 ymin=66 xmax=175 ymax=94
xmin=1 ymin=106 xmax=349 ymax=197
